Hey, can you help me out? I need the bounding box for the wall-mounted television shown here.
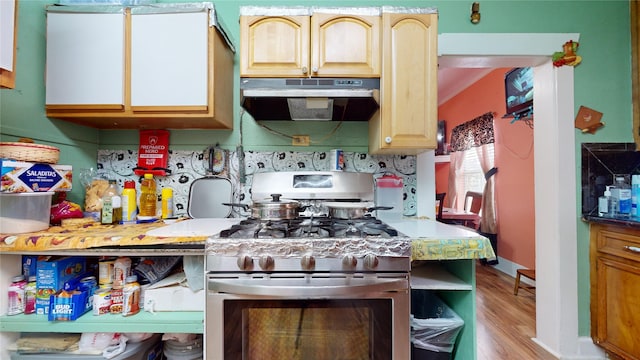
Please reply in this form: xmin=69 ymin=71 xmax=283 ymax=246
xmin=505 ymin=67 xmax=533 ymax=117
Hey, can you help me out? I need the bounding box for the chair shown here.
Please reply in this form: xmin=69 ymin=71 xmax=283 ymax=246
xmin=435 ymin=192 xmax=446 ymax=221
xmin=463 ymin=191 xmax=483 ymax=229
xmin=514 ymin=268 xmax=536 ymax=295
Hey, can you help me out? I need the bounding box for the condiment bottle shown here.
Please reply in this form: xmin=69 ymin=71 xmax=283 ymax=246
xmin=121 ymin=180 xmax=137 ymax=223
xmin=161 ymin=187 xmax=174 ymax=219
xmin=139 ymin=174 xmax=157 ymax=217
xmin=8 ymin=275 xmax=27 ymax=315
xmin=122 ymin=275 xmax=140 ymax=317
xmin=101 ymin=180 xmax=121 ymax=225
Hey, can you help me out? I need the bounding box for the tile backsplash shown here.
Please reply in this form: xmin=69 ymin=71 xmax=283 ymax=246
xmin=95 ymin=149 xmax=417 ymax=218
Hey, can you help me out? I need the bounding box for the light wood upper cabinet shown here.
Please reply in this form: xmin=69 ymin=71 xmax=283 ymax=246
xmin=369 ymin=12 xmax=438 ymax=154
xmin=45 ymin=5 xmax=234 ymax=129
xmin=590 ymin=223 xmax=640 ymax=360
xmin=240 ymin=13 xmax=380 ymax=77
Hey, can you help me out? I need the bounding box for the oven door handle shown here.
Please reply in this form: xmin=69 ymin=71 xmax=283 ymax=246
xmin=208 ymin=277 xmax=408 ymax=297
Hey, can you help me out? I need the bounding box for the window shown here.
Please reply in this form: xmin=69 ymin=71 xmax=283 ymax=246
xmin=456 ymin=144 xmax=495 ymax=195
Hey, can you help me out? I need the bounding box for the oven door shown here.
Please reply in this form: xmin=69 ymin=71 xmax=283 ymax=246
xmin=205 ymin=274 xmax=410 ymax=360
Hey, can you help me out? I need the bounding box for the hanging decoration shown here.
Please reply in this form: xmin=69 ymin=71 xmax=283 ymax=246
xmin=574 ymin=105 xmax=605 ymax=134
xmin=552 ymin=40 xmax=582 ymax=67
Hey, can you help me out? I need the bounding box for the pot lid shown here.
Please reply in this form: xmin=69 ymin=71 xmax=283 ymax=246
xmin=253 ymin=194 xmax=301 ymax=207
xmin=324 ymin=201 xmax=374 ymax=209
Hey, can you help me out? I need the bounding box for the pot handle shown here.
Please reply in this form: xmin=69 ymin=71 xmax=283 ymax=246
xmin=222 ymin=203 xmax=250 ymax=211
xmin=367 ymin=206 xmax=393 ymax=212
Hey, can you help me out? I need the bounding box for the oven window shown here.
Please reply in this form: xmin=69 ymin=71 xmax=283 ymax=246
xmin=223 ymin=299 xmax=392 ymax=360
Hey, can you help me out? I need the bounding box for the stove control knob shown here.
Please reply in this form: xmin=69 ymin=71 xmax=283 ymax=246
xmin=342 ymin=254 xmax=358 ymax=269
xmin=300 ymin=255 xmax=316 ymax=270
xmin=237 ymin=255 xmax=253 ymax=271
xmin=259 ymin=255 xmax=275 ymax=271
xmin=364 ymin=254 xmax=379 ymax=269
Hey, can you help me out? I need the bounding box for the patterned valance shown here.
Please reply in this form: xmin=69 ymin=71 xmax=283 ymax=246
xmin=450 ymin=112 xmax=495 ymax=152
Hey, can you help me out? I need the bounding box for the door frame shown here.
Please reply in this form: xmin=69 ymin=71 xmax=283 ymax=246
xmin=437 ymin=33 xmax=605 ymax=359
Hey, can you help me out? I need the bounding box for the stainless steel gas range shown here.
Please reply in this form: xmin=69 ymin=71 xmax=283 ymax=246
xmin=205 ymin=171 xmax=411 ymax=360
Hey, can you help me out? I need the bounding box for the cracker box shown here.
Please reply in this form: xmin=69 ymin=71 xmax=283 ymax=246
xmin=1 ymin=159 xmax=72 ymax=193
xmin=36 ymin=256 xmax=85 ymax=315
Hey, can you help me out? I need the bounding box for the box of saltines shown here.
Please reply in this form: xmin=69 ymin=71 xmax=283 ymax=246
xmin=1 ymin=159 xmax=72 ymax=193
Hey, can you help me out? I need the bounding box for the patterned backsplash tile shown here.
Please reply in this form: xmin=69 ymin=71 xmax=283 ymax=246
xmin=95 ymin=149 xmax=417 ymax=218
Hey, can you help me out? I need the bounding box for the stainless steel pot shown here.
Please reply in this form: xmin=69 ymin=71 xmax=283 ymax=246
xmin=224 ymin=194 xmax=309 ymax=220
xmin=324 ymin=202 xmax=393 ymax=219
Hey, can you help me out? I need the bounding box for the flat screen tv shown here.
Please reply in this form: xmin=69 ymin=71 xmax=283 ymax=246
xmin=505 ymin=67 xmax=533 ymax=117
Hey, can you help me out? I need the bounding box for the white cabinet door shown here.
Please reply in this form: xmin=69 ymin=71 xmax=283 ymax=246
xmin=130 ymin=11 xmax=208 ymax=107
xmin=45 ymin=12 xmax=124 ymax=106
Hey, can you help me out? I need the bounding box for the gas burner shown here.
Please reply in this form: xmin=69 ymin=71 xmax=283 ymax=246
xmin=218 ymin=216 xmax=398 ymax=239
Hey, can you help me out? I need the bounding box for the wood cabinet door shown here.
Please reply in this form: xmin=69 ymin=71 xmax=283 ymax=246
xmin=240 ymin=15 xmax=310 ymax=77
xmin=45 ymin=12 xmax=125 ymax=109
xmin=130 ymin=11 xmax=208 ymax=109
xmin=310 ymin=13 xmax=380 ymax=77
xmin=591 ymin=224 xmax=640 ymax=360
xmin=372 ymin=12 xmax=437 ymax=154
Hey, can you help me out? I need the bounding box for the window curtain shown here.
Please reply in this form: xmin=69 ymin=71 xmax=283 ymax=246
xmin=447 ymin=112 xmax=498 ymax=245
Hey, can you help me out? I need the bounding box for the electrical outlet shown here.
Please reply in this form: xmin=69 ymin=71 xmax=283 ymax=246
xmin=292 ymin=135 xmax=310 ymax=146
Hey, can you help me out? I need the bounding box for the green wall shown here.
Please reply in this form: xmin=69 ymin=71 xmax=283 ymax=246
xmin=0 ymin=0 xmax=633 ymax=339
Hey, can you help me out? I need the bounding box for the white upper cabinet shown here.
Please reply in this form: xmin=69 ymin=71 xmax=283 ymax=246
xmin=45 ymin=12 xmax=125 ymax=107
xmin=130 ymin=11 xmax=208 ymax=107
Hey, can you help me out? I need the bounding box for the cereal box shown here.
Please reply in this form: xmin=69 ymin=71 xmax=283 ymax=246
xmin=1 ymin=159 xmax=72 ymax=193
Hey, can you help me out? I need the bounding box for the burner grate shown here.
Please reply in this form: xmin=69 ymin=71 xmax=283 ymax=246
xmin=218 ymin=217 xmax=398 ymax=239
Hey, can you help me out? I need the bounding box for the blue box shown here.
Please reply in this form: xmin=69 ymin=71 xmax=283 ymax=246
xmin=36 ymin=256 xmax=85 ymax=315
xmin=22 ymin=255 xmax=38 ymax=278
xmin=48 ymin=289 xmax=91 ymax=321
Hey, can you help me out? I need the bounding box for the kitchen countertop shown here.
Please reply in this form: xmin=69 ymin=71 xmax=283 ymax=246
xmin=386 ymin=218 xmax=495 ymax=261
xmin=0 ymin=217 xmax=495 ymax=261
xmin=582 ymin=214 xmax=640 ymax=229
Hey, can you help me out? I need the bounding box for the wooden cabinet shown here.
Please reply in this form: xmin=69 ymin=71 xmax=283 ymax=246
xmin=590 ymin=223 xmax=640 ymax=359
xmin=45 ymin=4 xmax=234 ymax=129
xmin=369 ymin=11 xmax=438 ymax=154
xmin=240 ymin=12 xmax=380 ymax=78
xmin=0 ymin=0 xmax=17 ymax=89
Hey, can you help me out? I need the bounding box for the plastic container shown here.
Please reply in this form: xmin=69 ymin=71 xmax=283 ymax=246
xmin=375 ymin=174 xmax=404 ymax=220
xmin=139 ymin=174 xmax=157 ymax=217
xmin=598 ymin=186 xmax=613 ymax=217
xmin=24 ymin=275 xmax=36 ymax=314
xmin=10 ymin=333 xmax=163 ymax=360
xmin=121 ymin=180 xmax=137 ymax=223
xmin=8 ymin=275 xmax=27 ymax=315
xmin=632 ymin=175 xmax=640 ymax=217
xmin=0 ymin=192 xmax=53 ymax=234
xmin=163 ymin=335 xmax=203 ymax=360
xmin=613 ymin=176 xmax=631 ymax=217
xmin=410 ymin=290 xmax=464 ymax=360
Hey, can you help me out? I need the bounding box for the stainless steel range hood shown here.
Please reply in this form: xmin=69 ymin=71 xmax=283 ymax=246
xmin=240 ymin=78 xmax=380 ymax=121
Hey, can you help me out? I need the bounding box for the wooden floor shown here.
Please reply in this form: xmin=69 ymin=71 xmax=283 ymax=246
xmin=475 ymin=263 xmax=558 ymax=360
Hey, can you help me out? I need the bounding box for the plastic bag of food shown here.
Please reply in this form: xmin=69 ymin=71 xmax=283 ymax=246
xmin=78 ymin=332 xmax=122 ymax=353
xmin=50 ymin=197 xmax=84 ymax=225
xmin=133 ymin=256 xmax=182 ymax=285
xmin=78 ymin=168 xmax=109 ymax=212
